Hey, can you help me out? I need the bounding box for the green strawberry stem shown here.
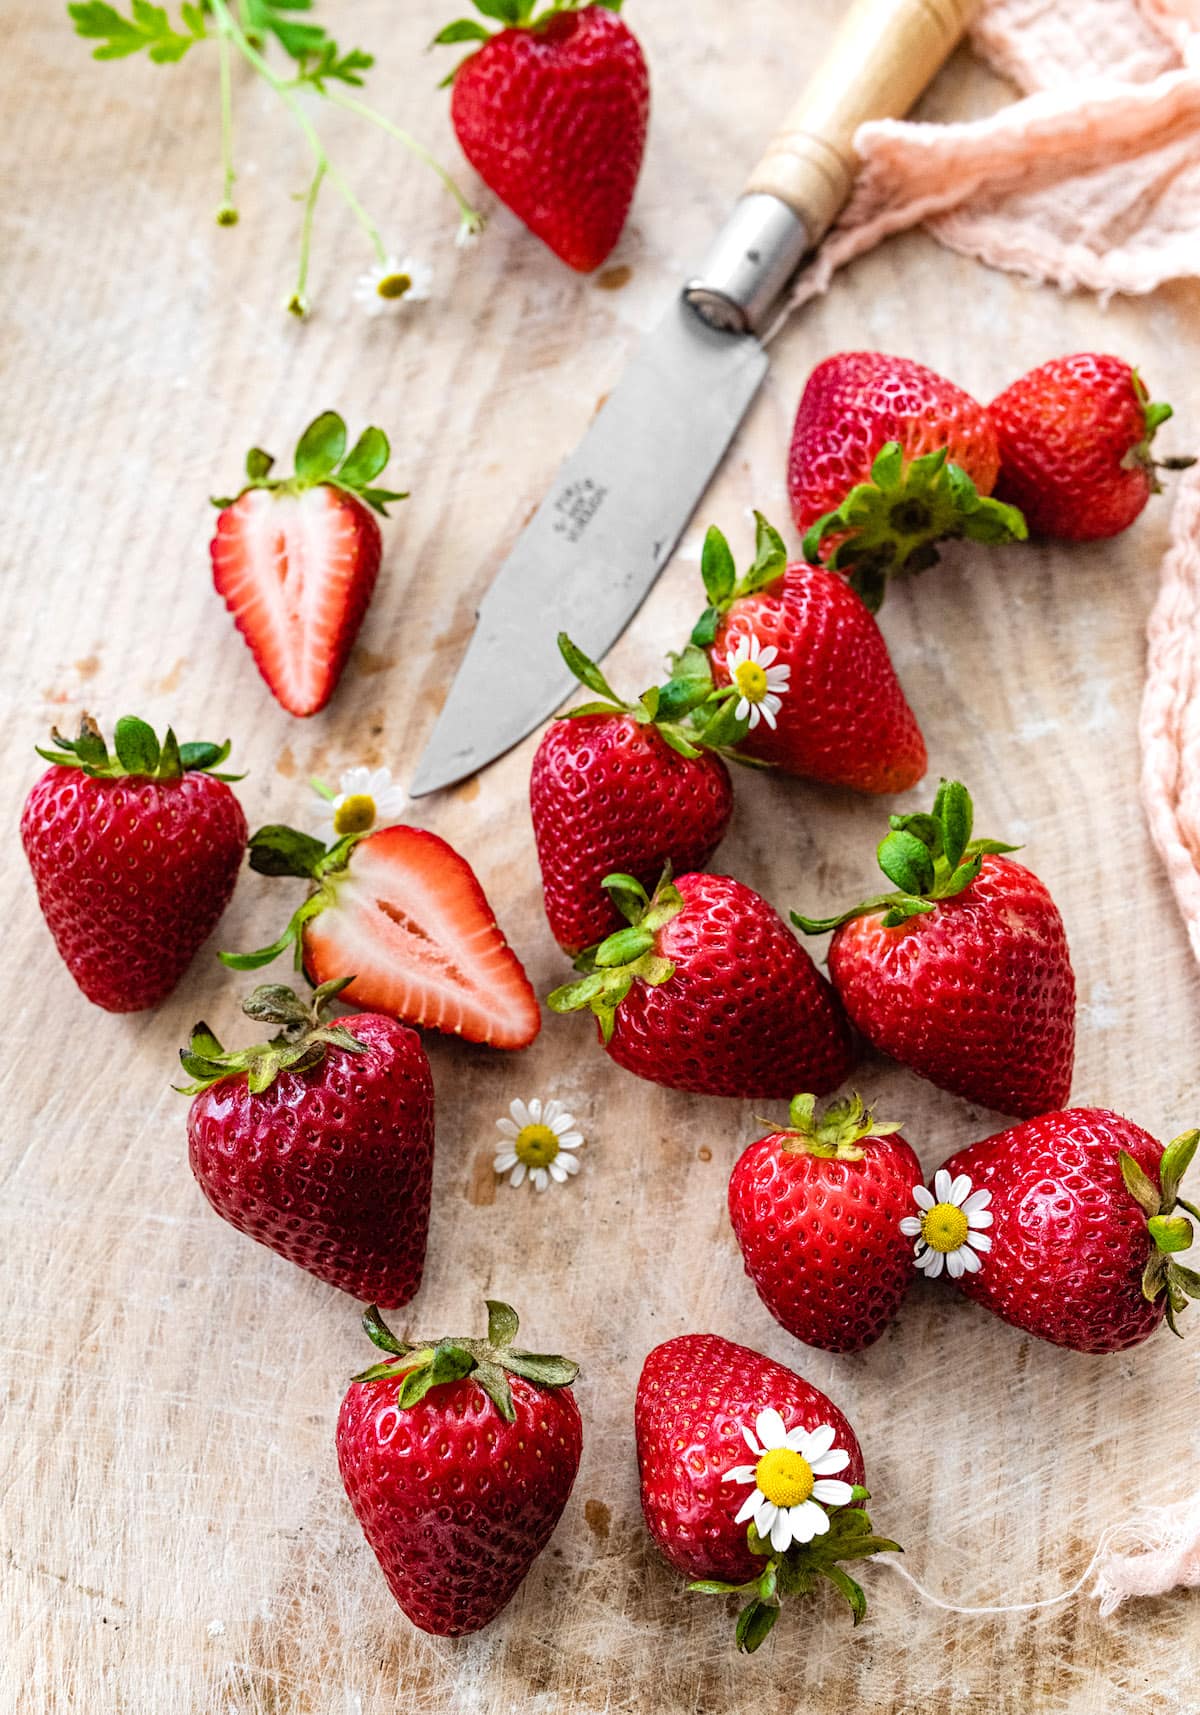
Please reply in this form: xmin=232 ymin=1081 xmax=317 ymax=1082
xmin=432 ymin=0 xmax=624 ymax=81
xmin=792 ymin=779 xmax=1018 ymax=934
xmin=1127 ymin=372 xmax=1196 ymax=488
xmin=176 ymin=977 xmax=364 ymax=1095
xmin=546 ymin=871 xmax=682 ymax=1039
xmin=352 ymin=1300 xmax=579 ymax=1423
xmin=801 ymin=442 xmax=1028 ymax=613
xmin=688 ymin=1487 xmax=901 ymax=1650
xmin=219 ymin=824 xmax=365 ymax=973
xmin=211 ymin=410 xmax=408 ymax=518
xmin=36 ymin=714 xmax=242 ymax=783
xmin=556 ymin=633 xmax=755 ymax=759
xmin=688 ymin=511 xmax=788 ymax=650
xmin=773 ymin=1092 xmax=903 ymax=1161
xmin=1120 ymin=1131 xmax=1200 ymax=1336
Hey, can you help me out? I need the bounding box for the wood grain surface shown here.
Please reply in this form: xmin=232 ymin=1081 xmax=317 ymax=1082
xmin=3 ymin=3 xmax=1199 ymax=1711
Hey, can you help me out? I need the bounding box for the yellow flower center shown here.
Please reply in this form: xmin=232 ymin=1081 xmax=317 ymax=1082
xmin=377 ymin=272 xmax=412 ymax=300
xmin=733 ymin=659 xmax=769 ymax=703
xmin=921 ymin=1202 xmax=969 ymax=1253
xmin=514 ymin=1123 xmax=559 ymax=1169
xmin=754 ymin=1448 xmax=814 ymax=1509
xmin=333 ymin=793 xmax=377 ymax=836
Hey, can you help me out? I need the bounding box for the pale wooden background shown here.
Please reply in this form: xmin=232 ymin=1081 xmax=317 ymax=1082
xmin=3 ymin=3 xmax=1199 ymax=1711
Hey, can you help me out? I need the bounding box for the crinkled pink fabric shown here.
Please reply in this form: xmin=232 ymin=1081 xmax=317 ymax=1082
xmin=786 ymin=0 xmax=1200 ymax=310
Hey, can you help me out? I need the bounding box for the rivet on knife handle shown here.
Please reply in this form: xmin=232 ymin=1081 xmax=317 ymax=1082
xmin=685 ymin=0 xmax=975 ymax=333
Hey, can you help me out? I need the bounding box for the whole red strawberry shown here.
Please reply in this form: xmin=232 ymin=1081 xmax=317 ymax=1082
xmin=688 ymin=513 xmax=926 ymax=792
xmin=22 ymin=715 xmax=246 ymax=1013
xmin=549 ymin=871 xmax=857 ymax=1099
xmin=337 ymin=1300 xmax=582 ymax=1635
xmin=790 ymin=352 xmax=1026 ymax=609
xmin=210 ymin=411 xmax=406 ymax=717
xmin=183 ymin=981 xmax=434 ymax=1307
xmin=989 ymin=354 xmax=1193 ymax=540
xmin=635 ymin=1333 xmax=897 ymax=1650
xmin=794 ymin=780 xmax=1074 ymax=1118
xmin=224 ymin=821 xmax=540 ymax=1050
xmin=435 ymin=1 xmax=649 ymax=273
xmin=531 ymin=634 xmax=734 ymax=954
xmin=729 ymin=1094 xmax=924 ymax=1353
xmin=922 ymin=1111 xmax=1200 ymax=1352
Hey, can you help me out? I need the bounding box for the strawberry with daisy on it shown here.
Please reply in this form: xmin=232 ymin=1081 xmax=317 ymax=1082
xmin=494 ymin=1096 xmax=585 ymax=1192
xmin=685 ymin=512 xmax=928 ymax=793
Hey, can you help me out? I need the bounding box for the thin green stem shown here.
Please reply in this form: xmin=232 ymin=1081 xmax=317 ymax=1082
xmin=209 ymin=0 xmax=387 ymax=263
xmin=288 ymin=162 xmax=326 ymax=315
xmin=217 ymin=26 xmax=236 ymax=215
xmin=325 ymin=87 xmax=483 ymax=233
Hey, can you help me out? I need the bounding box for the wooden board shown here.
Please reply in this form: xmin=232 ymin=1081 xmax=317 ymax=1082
xmin=3 ymin=4 xmax=1199 ymax=1711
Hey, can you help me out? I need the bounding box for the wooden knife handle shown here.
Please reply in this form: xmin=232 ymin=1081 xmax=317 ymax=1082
xmin=745 ymin=0 xmax=975 ymax=244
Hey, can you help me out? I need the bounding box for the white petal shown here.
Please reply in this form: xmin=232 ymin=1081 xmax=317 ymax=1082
xmin=557 ymin=1132 xmax=584 ymax=1151
xmin=934 ymin=1169 xmax=953 ymax=1204
xmin=810 ymin=1447 xmax=850 ymax=1476
xmin=543 ymin=1099 xmax=564 ymax=1126
xmin=801 ymin=1423 xmax=836 ymax=1461
xmin=962 ymin=1188 xmax=992 ymax=1214
xmin=759 ymin=700 xmax=778 ymax=730
xmin=754 ymin=1499 xmax=778 ymax=1538
xmin=946 ymin=1249 xmax=965 ymax=1279
xmin=727 ymin=1465 xmax=758 ymax=1486
xmin=510 ymin=1163 xmax=527 ymax=1188
xmin=913 ymin=1184 xmax=935 ymax=1211
xmin=735 ymin=697 xmax=751 ymax=723
xmin=493 ymin=1151 xmax=518 ymax=1172
xmin=746 ymin=703 xmax=762 ymax=730
xmin=528 ymin=1097 xmax=543 ymax=1122
xmin=558 ymin=1152 xmax=581 ymax=1175
xmin=812 ymin=1479 xmax=854 ymax=1507
xmin=767 ymin=664 xmax=791 ymax=688
xmin=509 ymin=1099 xmax=531 ymax=1128
xmin=496 ymin=1118 xmax=520 ymax=1139
xmin=959 ymin=1244 xmax=982 ymax=1273
xmin=919 ymin=1249 xmax=944 ymax=1278
xmin=742 ymin=1426 xmax=762 ymax=1457
xmin=966 ymin=1209 xmax=993 ymax=1229
xmin=757 ymin=644 xmax=778 ymax=668
xmin=967 ymin=1229 xmax=992 ymax=1253
xmin=340 ymin=766 xmax=371 ymax=794
xmin=532 ymin=1168 xmax=549 ymax=1191
xmin=801 ymin=1502 xmax=831 ymax=1538
xmin=788 ymin=1502 xmax=822 ymax=1544
xmin=734 ymin=1490 xmax=760 ymax=1525
xmin=755 ymin=1408 xmax=787 ymax=1450
xmin=770 ymin=1511 xmax=793 ymax=1553
xmin=548 ymin=1160 xmax=568 ymax=1183
xmin=899 ymin=1216 xmax=923 ymax=1236
xmin=727 ymin=639 xmax=750 ymax=670
xmin=949 ymin=1173 xmax=973 ymax=1207
xmin=782 ymin=1425 xmax=811 ymax=1452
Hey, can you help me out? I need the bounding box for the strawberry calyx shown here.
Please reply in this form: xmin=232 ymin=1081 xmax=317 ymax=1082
xmin=1119 ymin=1130 xmax=1200 ymax=1336
xmin=557 ymin=633 xmax=753 ymax=760
xmin=801 ymin=442 xmax=1028 ymax=612
xmin=688 ymin=1486 xmax=901 ymax=1650
xmin=546 ymin=870 xmax=682 ymax=1039
xmin=351 ymin=1299 xmax=579 ymax=1423
xmin=689 ymin=512 xmax=788 ymax=650
xmin=773 ymin=1092 xmax=902 ymax=1162
xmin=432 ymin=0 xmax=622 ymax=79
xmin=793 ymin=779 xmax=1018 ymax=935
xmin=1123 ymin=372 xmax=1195 ymax=492
xmin=176 ymin=977 xmax=366 ymax=1095
xmin=219 ymin=823 xmax=367 ymax=972
xmin=36 ymin=714 xmax=242 ymax=782
xmin=211 ymin=410 xmax=408 ymax=519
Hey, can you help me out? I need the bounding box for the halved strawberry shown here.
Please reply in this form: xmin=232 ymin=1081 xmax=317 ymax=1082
xmin=210 ymin=411 xmax=406 ymax=717
xmin=223 ymin=822 xmax=540 ymax=1050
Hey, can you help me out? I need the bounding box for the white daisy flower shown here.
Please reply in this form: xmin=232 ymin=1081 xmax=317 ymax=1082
xmin=494 ymin=1096 xmax=584 ymax=1192
xmin=726 ymin=633 xmax=790 ymax=731
xmin=901 ymin=1169 xmax=994 ymax=1280
xmin=315 ymin=766 xmax=407 ymax=842
xmin=725 ymin=1409 xmax=855 ymax=1553
xmin=353 ymin=254 xmax=433 ymax=317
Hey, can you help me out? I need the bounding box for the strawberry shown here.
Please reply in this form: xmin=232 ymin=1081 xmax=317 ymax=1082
xmin=548 ymin=870 xmax=857 ymax=1098
xmin=182 ymin=980 xmax=434 ymax=1307
xmin=687 ymin=512 xmax=927 ymax=792
xmin=434 ymin=0 xmax=649 ymax=273
xmin=918 ymin=1111 xmax=1200 ymax=1352
xmin=224 ymin=820 xmax=540 ymax=1049
xmin=988 ymin=354 xmax=1194 ymax=540
xmin=635 ymin=1333 xmax=897 ymax=1650
xmin=337 ymin=1300 xmax=582 ymax=1635
xmin=210 ymin=411 xmax=406 ymax=718
xmin=531 ymin=634 xmax=735 ymax=955
xmin=789 ymin=352 xmax=1026 ymax=609
xmin=22 ymin=715 xmax=246 ymax=1013
xmin=794 ymin=780 xmax=1074 ymax=1118
xmin=728 ymin=1093 xmax=924 ymax=1353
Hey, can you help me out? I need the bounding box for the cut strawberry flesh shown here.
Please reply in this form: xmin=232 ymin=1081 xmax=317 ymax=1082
xmin=303 ymin=826 xmax=540 ymax=1050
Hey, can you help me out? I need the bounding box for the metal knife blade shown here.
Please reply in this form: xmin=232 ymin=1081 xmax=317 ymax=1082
xmin=408 ymin=296 xmax=768 ymax=797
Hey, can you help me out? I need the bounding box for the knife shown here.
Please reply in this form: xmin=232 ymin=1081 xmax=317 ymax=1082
xmin=411 ymin=0 xmax=974 ymax=797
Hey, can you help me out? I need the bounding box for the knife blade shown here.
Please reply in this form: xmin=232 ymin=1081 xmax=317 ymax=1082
xmin=411 ymin=0 xmax=974 ymax=797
